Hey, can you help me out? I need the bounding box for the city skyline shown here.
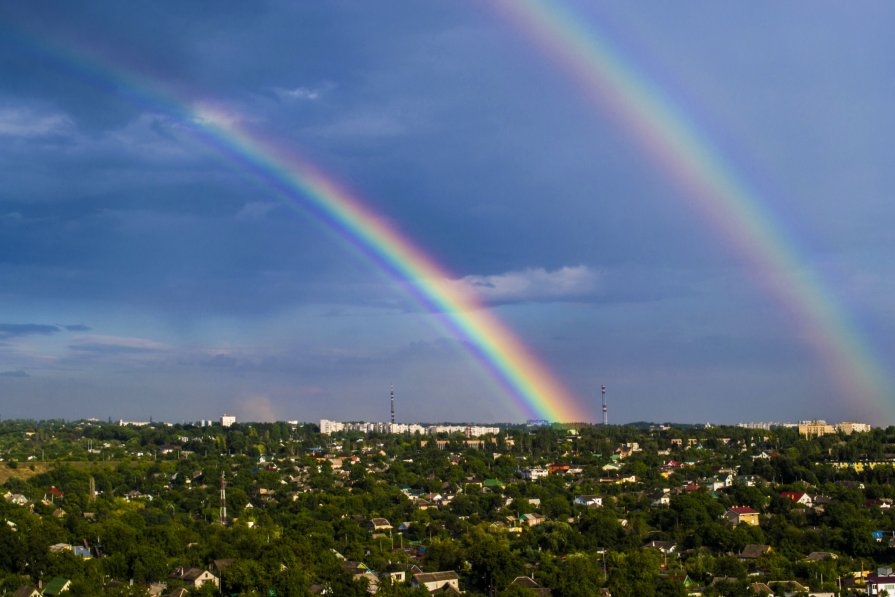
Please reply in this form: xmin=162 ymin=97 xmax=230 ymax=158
xmin=2 ymin=3 xmax=895 ymax=424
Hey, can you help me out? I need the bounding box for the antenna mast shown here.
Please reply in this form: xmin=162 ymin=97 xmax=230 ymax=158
xmin=219 ymin=472 xmax=227 ymax=526
xmin=602 ymin=385 xmax=608 ymax=425
xmin=390 ymin=385 xmax=396 ymax=424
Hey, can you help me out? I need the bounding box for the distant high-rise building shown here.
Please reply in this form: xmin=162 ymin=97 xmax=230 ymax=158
xmin=390 ymin=385 xmax=396 ymax=424
xmin=220 ymin=414 xmax=236 ymax=428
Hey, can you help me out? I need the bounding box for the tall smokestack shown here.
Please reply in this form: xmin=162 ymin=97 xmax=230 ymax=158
xmin=602 ymin=385 xmax=608 ymax=425
xmin=390 ymin=385 xmax=395 ymax=424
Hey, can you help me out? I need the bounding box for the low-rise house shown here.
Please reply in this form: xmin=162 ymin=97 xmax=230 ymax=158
xmin=867 ymin=567 xmax=895 ymax=597
xmin=803 ymin=551 xmax=837 ymax=562
xmin=738 ymin=544 xmax=772 ymax=560
xmin=521 ymin=467 xmax=548 ymax=480
xmin=643 ymin=540 xmax=677 ymax=554
xmin=41 ymin=577 xmax=71 ymax=596
xmin=780 ymin=491 xmax=812 ymax=506
xmin=725 ymin=506 xmax=759 ymax=526
xmin=521 ymin=513 xmax=545 ymax=527
xmin=4 ymin=492 xmax=29 ymax=506
xmin=748 ymin=582 xmax=774 ymax=596
xmin=648 ymin=491 xmax=671 ymax=506
xmin=767 ymin=580 xmax=809 ymax=595
xmin=509 ymin=576 xmax=551 ymax=595
xmin=368 ymin=518 xmax=393 ymax=532
xmin=12 ymin=586 xmax=40 ymax=597
xmin=168 ymin=566 xmax=219 ymax=589
xmin=412 ymin=571 xmax=461 ymax=593
xmin=573 ymin=495 xmax=603 ymax=508
xmin=483 ymin=478 xmax=505 ymax=491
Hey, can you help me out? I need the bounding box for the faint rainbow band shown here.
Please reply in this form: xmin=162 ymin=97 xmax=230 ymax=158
xmin=496 ymin=0 xmax=891 ymax=420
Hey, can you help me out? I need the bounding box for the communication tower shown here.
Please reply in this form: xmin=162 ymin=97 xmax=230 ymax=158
xmin=602 ymin=385 xmax=608 ymax=425
xmin=390 ymin=385 xmax=396 ymax=424
xmin=219 ymin=473 xmax=227 ymax=526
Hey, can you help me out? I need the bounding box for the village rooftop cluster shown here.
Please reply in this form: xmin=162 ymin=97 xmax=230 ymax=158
xmin=0 ymin=417 xmax=893 ymax=595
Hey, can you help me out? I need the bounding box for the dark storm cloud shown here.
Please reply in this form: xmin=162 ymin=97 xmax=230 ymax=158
xmin=0 ymin=1 xmax=893 ymax=423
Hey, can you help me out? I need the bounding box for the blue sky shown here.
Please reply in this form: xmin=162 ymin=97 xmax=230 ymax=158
xmin=1 ymin=2 xmax=894 ymax=424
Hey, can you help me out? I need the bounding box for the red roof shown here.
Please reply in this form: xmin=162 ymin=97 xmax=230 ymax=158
xmin=780 ymin=491 xmax=806 ymax=501
xmin=729 ymin=506 xmax=758 ymax=515
xmin=49 ymin=486 xmax=64 ymax=498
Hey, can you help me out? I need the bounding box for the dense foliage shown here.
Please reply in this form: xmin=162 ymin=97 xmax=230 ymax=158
xmin=1 ymin=419 xmax=894 ymax=595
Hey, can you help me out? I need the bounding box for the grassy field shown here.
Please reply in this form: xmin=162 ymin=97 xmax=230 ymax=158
xmin=0 ymin=460 xmax=118 ymax=485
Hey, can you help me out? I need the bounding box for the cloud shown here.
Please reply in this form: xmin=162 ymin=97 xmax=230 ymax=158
xmin=0 ymin=369 xmax=29 ymax=378
xmin=309 ymin=111 xmax=408 ymax=139
xmin=272 ymin=84 xmax=331 ymax=101
xmin=68 ymin=335 xmax=171 ymax=354
xmin=0 ymin=323 xmax=92 ymax=340
xmin=0 ymin=323 xmax=63 ymax=339
xmin=441 ymin=266 xmax=601 ymax=305
xmin=0 ymin=107 xmax=73 ymax=137
xmin=235 ymin=201 xmax=279 ymax=220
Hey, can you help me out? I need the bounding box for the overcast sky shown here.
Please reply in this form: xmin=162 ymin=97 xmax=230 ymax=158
xmin=1 ymin=2 xmax=894 ymax=425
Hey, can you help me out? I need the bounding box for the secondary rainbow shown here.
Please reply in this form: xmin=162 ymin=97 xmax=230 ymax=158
xmin=6 ymin=25 xmax=590 ymax=423
xmin=496 ymin=0 xmax=892 ymax=419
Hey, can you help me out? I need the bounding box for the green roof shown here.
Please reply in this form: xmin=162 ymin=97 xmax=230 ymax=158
xmin=42 ymin=577 xmax=70 ymax=596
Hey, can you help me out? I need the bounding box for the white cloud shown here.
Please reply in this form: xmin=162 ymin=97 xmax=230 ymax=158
xmin=236 ymin=200 xmax=279 ymax=220
xmin=273 ymin=84 xmax=329 ymax=101
xmin=310 ymin=112 xmax=407 ymax=138
xmin=442 ymin=265 xmax=600 ymax=304
xmin=0 ymin=107 xmax=73 ymax=137
xmin=68 ymin=334 xmax=171 ymax=354
xmin=190 ymin=101 xmax=248 ymax=129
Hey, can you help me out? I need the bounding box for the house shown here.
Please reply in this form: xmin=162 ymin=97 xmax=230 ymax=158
xmin=368 ymin=518 xmax=393 ymax=532
xmin=767 ymin=580 xmax=810 ymax=595
xmin=867 ymin=567 xmax=895 ymax=596
xmin=509 ymin=576 xmax=552 ymax=595
xmin=521 ymin=467 xmax=548 ymax=480
xmin=212 ymin=558 xmax=235 ymax=576
xmin=4 ymin=492 xmax=29 ymax=506
xmin=725 ymin=506 xmax=759 ymax=526
xmin=521 ymin=513 xmax=545 ymax=527
xmin=648 ymin=490 xmax=671 ymax=506
xmin=12 ymin=587 xmax=40 ymax=597
xmin=749 ymin=582 xmax=774 ymax=596
xmin=803 ymin=551 xmax=837 ymax=562
xmin=780 ymin=491 xmax=812 ymax=506
xmin=168 ymin=566 xmax=219 ymax=589
xmin=573 ymin=495 xmax=603 ymax=508
xmin=41 ymin=577 xmax=71 ymax=596
xmin=411 ymin=571 xmax=461 ymax=593
xmin=738 ymin=544 xmax=772 ymax=560
xmin=643 ymin=540 xmax=677 ymax=554
xmin=483 ymin=478 xmax=505 ymax=491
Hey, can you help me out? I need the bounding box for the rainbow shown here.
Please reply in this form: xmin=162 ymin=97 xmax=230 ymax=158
xmin=5 ymin=25 xmax=590 ymax=423
xmin=496 ymin=0 xmax=892 ymax=419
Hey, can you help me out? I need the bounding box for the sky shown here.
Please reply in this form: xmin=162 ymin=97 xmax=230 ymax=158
xmin=1 ymin=2 xmax=894 ymax=425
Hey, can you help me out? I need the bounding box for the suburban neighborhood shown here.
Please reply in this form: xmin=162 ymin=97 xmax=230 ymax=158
xmin=0 ymin=418 xmax=894 ymax=595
